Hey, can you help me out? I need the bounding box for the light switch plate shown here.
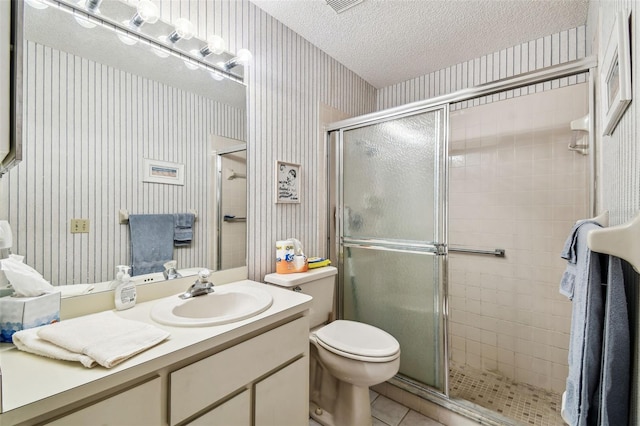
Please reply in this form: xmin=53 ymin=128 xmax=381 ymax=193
xmin=70 ymin=219 xmax=90 ymax=234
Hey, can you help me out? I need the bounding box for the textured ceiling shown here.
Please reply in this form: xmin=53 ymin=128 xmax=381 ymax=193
xmin=250 ymin=0 xmax=590 ymax=89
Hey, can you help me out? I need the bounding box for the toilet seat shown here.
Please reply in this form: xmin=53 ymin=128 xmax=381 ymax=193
xmin=314 ymin=320 xmax=400 ymax=363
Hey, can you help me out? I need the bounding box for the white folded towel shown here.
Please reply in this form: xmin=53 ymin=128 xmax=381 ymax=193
xmin=13 ymin=311 xmax=170 ymax=368
xmin=57 ymin=284 xmax=95 ymax=298
xmin=12 ymin=326 xmax=96 ymax=368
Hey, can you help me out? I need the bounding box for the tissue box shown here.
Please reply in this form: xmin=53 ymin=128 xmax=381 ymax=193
xmin=0 ymin=292 xmax=60 ymax=342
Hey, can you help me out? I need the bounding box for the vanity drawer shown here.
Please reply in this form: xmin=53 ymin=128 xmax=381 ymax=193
xmin=169 ymin=316 xmax=308 ymax=425
xmin=255 ymin=356 xmax=309 ymax=426
xmin=186 ymin=389 xmax=250 ymax=426
xmin=45 ymin=377 xmax=162 ymax=426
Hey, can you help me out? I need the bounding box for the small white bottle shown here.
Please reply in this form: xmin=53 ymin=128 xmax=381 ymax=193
xmin=109 ymin=266 xmax=124 ymax=290
xmin=114 ymin=265 xmax=136 ymax=311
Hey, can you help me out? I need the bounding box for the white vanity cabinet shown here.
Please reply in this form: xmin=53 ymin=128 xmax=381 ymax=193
xmin=0 ymin=281 xmax=312 ymax=426
xmin=186 ymin=390 xmax=251 ymax=426
xmin=171 ymin=316 xmax=309 ymax=425
xmin=44 ymin=377 xmax=163 ymax=426
xmin=255 ymin=356 xmax=309 ymax=426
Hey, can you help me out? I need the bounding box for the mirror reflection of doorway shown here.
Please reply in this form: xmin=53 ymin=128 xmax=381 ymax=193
xmin=215 ymin=146 xmax=247 ymax=270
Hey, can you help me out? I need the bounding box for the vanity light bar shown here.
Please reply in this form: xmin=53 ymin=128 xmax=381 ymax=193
xmin=35 ymin=0 xmax=244 ymax=84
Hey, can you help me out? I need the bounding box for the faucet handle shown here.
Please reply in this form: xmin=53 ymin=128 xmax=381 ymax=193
xmin=198 ymin=268 xmax=211 ymax=282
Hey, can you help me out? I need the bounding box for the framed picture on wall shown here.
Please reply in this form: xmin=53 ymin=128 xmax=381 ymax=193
xmin=276 ymin=161 xmax=300 ymax=203
xmin=601 ymin=10 xmax=632 ymax=136
xmin=143 ymin=158 xmax=185 ymax=185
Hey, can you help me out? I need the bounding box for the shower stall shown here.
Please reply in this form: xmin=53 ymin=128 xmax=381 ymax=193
xmin=327 ymin=60 xmax=594 ymax=425
xmin=215 ymin=146 xmax=247 ymax=270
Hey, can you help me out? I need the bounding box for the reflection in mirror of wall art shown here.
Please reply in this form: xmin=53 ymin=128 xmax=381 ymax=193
xmin=143 ymin=159 xmax=185 ymax=186
xmin=601 ymin=10 xmax=632 ymax=136
xmin=276 ymin=161 xmax=301 ymax=204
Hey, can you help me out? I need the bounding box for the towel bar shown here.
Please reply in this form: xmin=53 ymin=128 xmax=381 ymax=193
xmin=449 ymin=246 xmax=505 ymax=257
xmin=119 ymin=209 xmax=198 ymax=224
xmin=224 ymin=217 xmax=247 ymax=222
xmin=587 ymin=210 xmax=640 ymax=273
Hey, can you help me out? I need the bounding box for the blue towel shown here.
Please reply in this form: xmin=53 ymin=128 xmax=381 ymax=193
xmin=599 ymin=256 xmax=629 ymax=426
xmin=128 ymin=214 xmax=174 ymax=276
xmin=173 ymin=213 xmax=195 ymax=247
xmin=560 ymin=220 xmax=599 ymax=299
xmin=560 ymin=221 xmax=630 ymax=426
xmin=561 ymin=221 xmax=604 ymax=426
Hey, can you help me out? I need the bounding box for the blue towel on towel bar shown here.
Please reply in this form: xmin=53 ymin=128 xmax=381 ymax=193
xmin=173 ymin=213 xmax=195 ymax=247
xmin=128 ymin=214 xmax=174 ymax=276
xmin=560 ymin=220 xmax=630 ymax=426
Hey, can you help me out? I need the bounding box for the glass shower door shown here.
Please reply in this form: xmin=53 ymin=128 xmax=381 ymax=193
xmin=338 ymin=105 xmax=448 ymax=392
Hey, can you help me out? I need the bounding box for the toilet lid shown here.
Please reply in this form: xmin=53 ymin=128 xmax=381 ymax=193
xmin=315 ymin=320 xmax=400 ymax=358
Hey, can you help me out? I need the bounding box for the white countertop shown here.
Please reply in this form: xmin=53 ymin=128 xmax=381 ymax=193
xmin=0 ymin=280 xmax=311 ymax=421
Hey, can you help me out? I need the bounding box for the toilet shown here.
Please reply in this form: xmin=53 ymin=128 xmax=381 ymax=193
xmin=264 ymin=266 xmax=400 ymax=426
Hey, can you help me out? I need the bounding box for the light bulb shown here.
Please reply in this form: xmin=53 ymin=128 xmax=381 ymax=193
xmin=130 ymin=0 xmax=159 ymax=28
xmin=223 ymin=48 xmax=252 ymax=70
xmin=236 ymin=49 xmax=253 ymax=65
xmin=167 ymin=18 xmax=195 ymax=43
xmin=200 ymin=35 xmax=226 ymax=57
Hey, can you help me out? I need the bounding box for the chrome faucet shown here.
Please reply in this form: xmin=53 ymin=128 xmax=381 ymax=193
xmin=163 ymin=260 xmax=182 ymax=280
xmin=179 ymin=269 xmax=214 ymax=299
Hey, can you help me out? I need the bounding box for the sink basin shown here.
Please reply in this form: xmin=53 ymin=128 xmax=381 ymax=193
xmin=150 ymin=284 xmax=273 ymax=327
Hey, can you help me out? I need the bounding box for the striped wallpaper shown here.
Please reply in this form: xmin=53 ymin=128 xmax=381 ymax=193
xmin=587 ymin=1 xmax=640 ymax=423
xmin=1 ymin=0 xmax=637 ymax=420
xmin=4 ymin=3 xmax=592 ymax=286
xmin=377 ymin=25 xmax=587 ymax=111
xmin=151 ymin=0 xmax=378 ymax=280
xmin=0 ymin=0 xmax=377 ymax=285
xmin=3 ymin=40 xmax=245 ymax=285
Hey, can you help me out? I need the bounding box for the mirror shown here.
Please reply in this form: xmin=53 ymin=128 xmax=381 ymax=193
xmin=0 ymin=0 xmax=247 ymax=295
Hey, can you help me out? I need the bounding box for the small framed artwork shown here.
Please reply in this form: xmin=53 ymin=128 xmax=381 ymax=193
xmin=276 ymin=161 xmax=300 ymax=203
xmin=601 ymin=10 xmax=632 ymax=136
xmin=143 ymin=158 xmax=185 ymax=185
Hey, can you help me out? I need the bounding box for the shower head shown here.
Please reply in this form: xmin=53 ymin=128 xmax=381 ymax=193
xmin=224 ymin=168 xmax=246 ymax=180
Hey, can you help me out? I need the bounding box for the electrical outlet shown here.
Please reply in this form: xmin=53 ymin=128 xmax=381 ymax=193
xmin=70 ymin=219 xmax=90 ymax=234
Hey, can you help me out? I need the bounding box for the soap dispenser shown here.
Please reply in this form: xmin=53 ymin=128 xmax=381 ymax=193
xmin=109 ymin=265 xmax=125 ymax=290
xmin=114 ymin=265 xmax=136 ymax=311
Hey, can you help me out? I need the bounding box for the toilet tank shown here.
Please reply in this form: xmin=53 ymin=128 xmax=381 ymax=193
xmin=264 ymin=266 xmax=337 ymax=328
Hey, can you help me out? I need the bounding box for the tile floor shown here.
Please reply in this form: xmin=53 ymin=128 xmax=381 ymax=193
xmin=449 ymin=363 xmax=564 ymax=426
xmin=308 ymin=363 xmax=565 ymax=426
xmin=309 ymin=390 xmax=444 ymax=426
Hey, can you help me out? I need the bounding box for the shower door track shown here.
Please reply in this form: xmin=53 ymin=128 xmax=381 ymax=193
xmin=328 ymin=55 xmax=598 ymax=424
xmin=327 ymin=56 xmax=596 ymax=132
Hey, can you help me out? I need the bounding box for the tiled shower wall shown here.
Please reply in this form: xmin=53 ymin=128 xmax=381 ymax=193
xmin=448 ymin=83 xmax=589 ymax=393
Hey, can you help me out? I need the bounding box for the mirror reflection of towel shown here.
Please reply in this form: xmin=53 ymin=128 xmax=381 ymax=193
xmin=173 ymin=213 xmax=195 ymax=247
xmin=129 ymin=214 xmax=174 ymax=276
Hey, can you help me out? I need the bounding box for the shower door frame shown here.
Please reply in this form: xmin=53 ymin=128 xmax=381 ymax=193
xmin=326 ymin=56 xmax=598 ymax=411
xmin=215 ymin=144 xmax=247 ymax=271
xmin=335 ymin=104 xmax=451 ymax=395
